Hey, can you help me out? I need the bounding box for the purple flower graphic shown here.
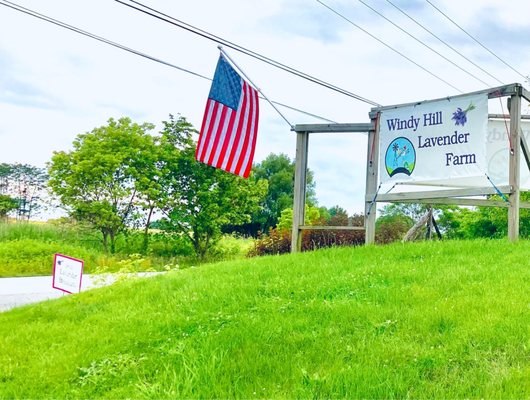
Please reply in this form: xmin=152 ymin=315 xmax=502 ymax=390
xmin=452 ymin=102 xmax=476 ymax=126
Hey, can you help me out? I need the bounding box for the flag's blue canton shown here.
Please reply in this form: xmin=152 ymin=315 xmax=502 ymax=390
xmin=208 ymin=56 xmax=242 ymax=110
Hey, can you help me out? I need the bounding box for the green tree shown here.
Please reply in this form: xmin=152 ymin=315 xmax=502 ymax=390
xmin=326 ymin=205 xmax=348 ymax=225
xmin=0 ymin=194 xmax=18 ymax=221
xmin=375 ymin=213 xmax=414 ymax=244
xmin=438 ymin=192 xmax=530 ymax=239
xmin=379 ymin=203 xmax=429 ymax=221
xmin=0 ymin=163 xmax=10 ymax=194
xmin=276 ymin=205 xmax=323 ymax=231
xmin=377 ymin=203 xmax=437 ymax=243
xmin=130 ymin=127 xmax=171 ymax=254
xmin=157 ymin=116 xmax=267 ymax=259
xmin=0 ymin=164 xmax=15 ymax=221
xmin=248 ymin=153 xmax=316 ymax=235
xmin=48 ymin=117 xmax=156 ymax=253
xmin=0 ymin=163 xmax=47 ymax=220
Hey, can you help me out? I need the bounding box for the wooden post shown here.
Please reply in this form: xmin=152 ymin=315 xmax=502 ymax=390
xmin=291 ymin=131 xmax=309 ymax=253
xmin=426 ymin=207 xmax=433 ymax=240
xmin=364 ymin=112 xmax=380 ymax=244
xmin=508 ymin=90 xmax=521 ymax=241
xmin=403 ymin=209 xmax=432 ymax=242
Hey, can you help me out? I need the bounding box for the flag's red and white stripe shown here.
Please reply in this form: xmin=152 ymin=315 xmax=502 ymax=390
xmin=196 ymin=81 xmax=259 ymax=178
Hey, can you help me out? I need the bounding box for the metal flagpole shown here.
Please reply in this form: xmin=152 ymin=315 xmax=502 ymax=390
xmin=218 ymin=46 xmax=294 ymax=129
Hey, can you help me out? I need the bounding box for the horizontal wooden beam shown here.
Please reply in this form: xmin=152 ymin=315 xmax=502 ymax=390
xmin=383 ymin=198 xmax=530 ymax=209
xmin=372 ymin=83 xmax=522 ymax=112
xmin=488 ymin=114 xmax=530 ymax=120
xmin=522 ymin=86 xmax=530 ymax=103
xmin=394 ymin=181 xmax=478 ymax=189
xmin=391 ymin=197 xmax=507 ymax=207
xmin=293 ymin=123 xmax=374 ymax=134
xmin=369 ymin=186 xmax=512 ymax=202
xmin=299 ymin=225 xmax=365 ymax=231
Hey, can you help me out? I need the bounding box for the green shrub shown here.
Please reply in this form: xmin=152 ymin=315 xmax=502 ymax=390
xmin=207 ymin=234 xmax=253 ymax=261
xmin=146 ymin=232 xmax=194 ymax=258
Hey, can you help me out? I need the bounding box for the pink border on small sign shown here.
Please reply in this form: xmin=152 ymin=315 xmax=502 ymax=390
xmin=52 ymin=253 xmax=85 ymax=294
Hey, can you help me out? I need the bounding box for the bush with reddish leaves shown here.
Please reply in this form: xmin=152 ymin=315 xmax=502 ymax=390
xmin=248 ymin=227 xmax=365 ymax=257
xmin=375 ymin=214 xmax=413 ymax=244
xmin=247 ymin=228 xmax=291 ymax=257
xmin=302 ymin=228 xmax=364 ymax=251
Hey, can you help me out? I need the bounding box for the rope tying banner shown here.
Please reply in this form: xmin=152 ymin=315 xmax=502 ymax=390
xmin=367 ymin=182 xmax=382 ymax=216
xmin=497 ymin=91 xmax=514 ymax=155
xmin=486 ymin=173 xmax=509 ymax=202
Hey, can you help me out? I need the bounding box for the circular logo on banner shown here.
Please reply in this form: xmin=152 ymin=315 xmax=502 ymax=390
xmin=385 ymin=137 xmax=416 ymax=178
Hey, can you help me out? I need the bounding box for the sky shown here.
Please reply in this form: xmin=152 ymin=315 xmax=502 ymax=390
xmin=1 ymin=0 xmax=529 ymax=217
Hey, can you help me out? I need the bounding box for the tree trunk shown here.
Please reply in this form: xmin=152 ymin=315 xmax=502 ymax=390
xmin=142 ymin=206 xmax=155 ymax=255
xmin=109 ymin=231 xmax=116 ymax=254
xmin=192 ymin=229 xmax=208 ymax=260
xmin=102 ymin=231 xmax=109 ymax=253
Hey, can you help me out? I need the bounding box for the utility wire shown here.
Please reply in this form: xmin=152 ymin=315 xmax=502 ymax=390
xmin=115 ymin=0 xmax=382 ymax=107
xmin=0 ymin=0 xmax=336 ymax=123
xmin=316 ymin=0 xmax=463 ymax=93
xmin=0 ymin=0 xmax=210 ymax=80
xmin=425 ymin=0 xmax=528 ymax=81
xmin=385 ymin=0 xmax=505 ymax=86
xmin=271 ymin=101 xmax=336 ymax=123
xmin=357 ymin=0 xmax=491 ymax=87
xmin=219 ymin=46 xmax=293 ymax=128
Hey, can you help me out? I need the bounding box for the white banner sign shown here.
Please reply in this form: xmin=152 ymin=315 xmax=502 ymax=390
xmin=52 ymin=253 xmax=84 ymax=294
xmin=379 ymin=93 xmax=488 ymax=184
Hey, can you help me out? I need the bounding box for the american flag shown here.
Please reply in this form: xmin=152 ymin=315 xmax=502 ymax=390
xmin=195 ymin=54 xmax=259 ymax=178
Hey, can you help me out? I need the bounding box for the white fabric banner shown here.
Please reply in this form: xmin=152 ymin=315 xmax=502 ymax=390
xmin=379 ymin=93 xmax=488 ymax=184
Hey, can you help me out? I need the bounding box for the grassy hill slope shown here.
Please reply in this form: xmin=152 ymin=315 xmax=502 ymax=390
xmin=0 ymin=240 xmax=529 ymax=398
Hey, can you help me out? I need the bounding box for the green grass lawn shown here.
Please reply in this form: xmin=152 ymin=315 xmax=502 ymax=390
xmin=0 ymin=240 xmax=529 ymax=398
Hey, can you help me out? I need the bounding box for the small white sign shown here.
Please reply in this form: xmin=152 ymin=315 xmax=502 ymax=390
xmin=52 ymin=253 xmax=84 ymax=294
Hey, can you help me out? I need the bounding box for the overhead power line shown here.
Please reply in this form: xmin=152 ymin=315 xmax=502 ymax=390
xmin=0 ymin=0 xmax=336 ymax=123
xmin=0 ymin=0 xmax=210 ymax=80
xmin=114 ymin=0 xmax=382 ymax=107
xmin=357 ymin=0 xmax=491 ymax=87
xmin=384 ymin=0 xmax=505 ymax=86
xmin=425 ymin=0 xmax=528 ymax=81
xmin=315 ymin=0 xmax=463 ymax=93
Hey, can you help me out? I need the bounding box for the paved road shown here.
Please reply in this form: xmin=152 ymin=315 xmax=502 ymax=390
xmin=0 ymin=273 xmax=161 ymax=312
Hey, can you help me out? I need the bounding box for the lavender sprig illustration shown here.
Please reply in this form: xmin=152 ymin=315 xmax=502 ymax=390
xmin=452 ymin=102 xmax=476 ymax=126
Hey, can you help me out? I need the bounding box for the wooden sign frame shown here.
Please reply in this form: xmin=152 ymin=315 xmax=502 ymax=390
xmin=291 ymin=83 xmax=530 ymax=252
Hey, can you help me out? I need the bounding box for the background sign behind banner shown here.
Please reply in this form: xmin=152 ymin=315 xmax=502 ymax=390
xmin=52 ymin=253 xmax=84 ymax=294
xmin=487 ymin=119 xmax=530 ymax=190
xmin=379 ymin=93 xmax=488 ymax=185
